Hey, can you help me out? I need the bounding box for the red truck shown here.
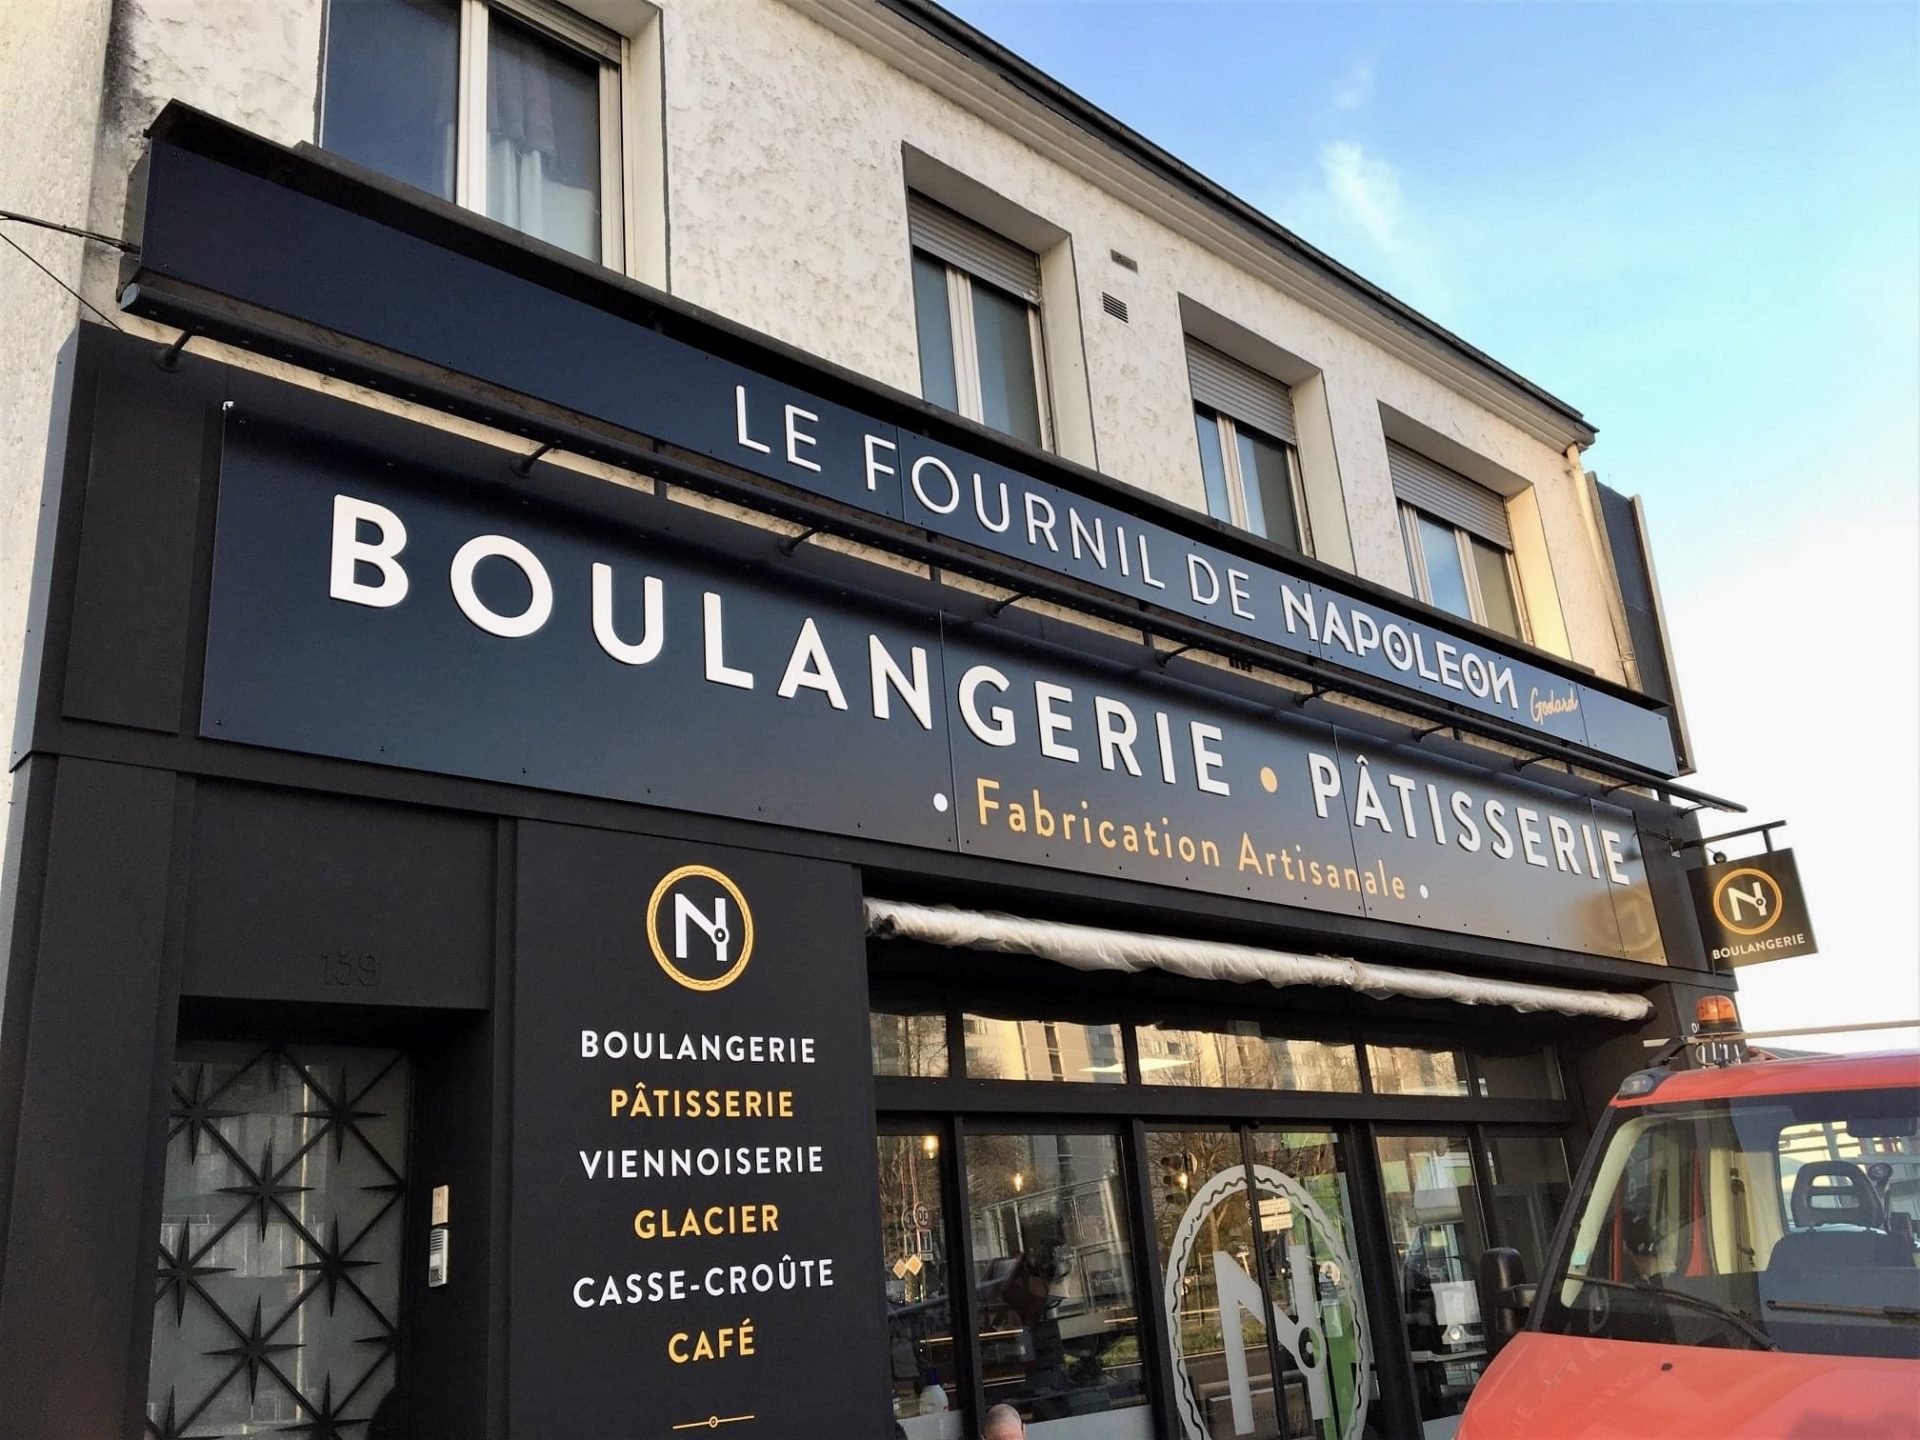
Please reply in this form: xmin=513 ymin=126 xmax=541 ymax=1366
xmin=1460 ymin=999 xmax=1920 ymax=1438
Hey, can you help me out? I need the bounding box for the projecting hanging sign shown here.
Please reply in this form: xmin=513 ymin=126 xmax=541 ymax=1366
xmin=1689 ymin=849 xmax=1817 ymax=967
xmin=199 ymin=422 xmax=1664 ymax=962
xmin=133 ymin=130 xmax=1677 ymax=776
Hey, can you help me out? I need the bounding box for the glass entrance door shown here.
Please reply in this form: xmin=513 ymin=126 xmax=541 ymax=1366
xmin=145 ymin=1041 xmax=411 ymax=1438
xmin=1373 ymin=1134 xmax=1486 ymax=1440
xmin=1373 ymin=1131 xmax=1572 ymax=1439
xmin=1148 ymin=1127 xmax=1370 ymax=1440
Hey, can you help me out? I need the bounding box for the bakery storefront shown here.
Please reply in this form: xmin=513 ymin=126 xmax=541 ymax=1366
xmin=0 ymin=108 xmax=1735 ymax=1440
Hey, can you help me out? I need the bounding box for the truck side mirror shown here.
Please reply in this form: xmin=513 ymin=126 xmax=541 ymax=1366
xmin=1477 ymin=1247 xmax=1534 ymax=1359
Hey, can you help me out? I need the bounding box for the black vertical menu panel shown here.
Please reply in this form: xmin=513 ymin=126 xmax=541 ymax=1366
xmin=511 ymin=824 xmax=887 ymax=1435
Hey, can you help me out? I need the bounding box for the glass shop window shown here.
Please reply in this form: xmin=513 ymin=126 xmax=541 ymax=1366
xmin=879 ymin=1132 xmax=963 ymax=1438
xmin=1135 ymin=1021 xmax=1360 ymax=1093
xmin=962 ymin=1014 xmax=1126 ymax=1084
xmin=1483 ymin=1134 xmax=1572 ymax=1282
xmin=1367 ymin=1044 xmax=1470 ymax=1098
xmin=873 ymin=1007 xmax=951 ymax=1078
xmin=966 ymin=1131 xmax=1152 ymax=1436
xmin=1473 ymin=1045 xmax=1563 ymax=1100
xmin=1375 ymin=1133 xmax=1491 ymax=1436
xmin=321 ymin=0 xmax=624 ymax=264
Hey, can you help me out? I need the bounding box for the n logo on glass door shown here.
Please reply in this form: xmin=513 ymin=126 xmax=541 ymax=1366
xmin=1162 ymin=1163 xmax=1370 ymax=1440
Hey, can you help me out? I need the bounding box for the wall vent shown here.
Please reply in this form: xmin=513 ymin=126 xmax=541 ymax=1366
xmin=1101 ymin=292 xmax=1130 ymax=323
xmin=1109 ymin=249 xmax=1139 ymax=272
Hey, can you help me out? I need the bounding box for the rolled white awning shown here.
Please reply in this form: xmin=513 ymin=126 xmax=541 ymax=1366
xmin=864 ymin=899 xmax=1652 ymax=1023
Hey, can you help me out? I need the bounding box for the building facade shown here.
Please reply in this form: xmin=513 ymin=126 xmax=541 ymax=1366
xmin=0 ymin=3 xmax=1726 ymax=1438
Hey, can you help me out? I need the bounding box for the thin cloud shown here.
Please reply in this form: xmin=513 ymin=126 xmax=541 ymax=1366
xmin=1320 ymin=140 xmax=1403 ymax=253
xmin=1271 ymin=139 xmax=1461 ymax=322
xmin=1331 ymin=60 xmax=1374 ymax=114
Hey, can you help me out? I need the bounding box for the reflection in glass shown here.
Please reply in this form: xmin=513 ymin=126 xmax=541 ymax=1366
xmin=1474 ymin=1047 xmax=1563 ymax=1100
xmin=1247 ymin=1131 xmax=1369 ymax=1440
xmin=967 ymin=1132 xmax=1150 ymax=1436
xmin=1484 ymin=1135 xmax=1571 ymax=1281
xmin=879 ymin=1135 xmax=962 ymax=1439
xmin=1194 ymin=412 xmax=1234 ymax=524
xmin=1137 ymin=1022 xmax=1359 ymax=1093
xmin=913 ymin=252 xmax=960 ymax=413
xmin=963 ymin=1015 xmax=1125 ymax=1084
xmin=1469 ymin=537 xmax=1522 ymax=639
xmin=1376 ymin=1134 xmax=1489 ymax=1435
xmin=321 ymin=0 xmax=460 ymax=199
xmin=487 ymin=13 xmax=603 ymax=259
xmin=1148 ymin=1130 xmax=1281 ymax=1439
xmin=1368 ymin=1045 xmax=1470 ymax=1097
xmin=971 ymin=279 xmax=1044 ymax=446
xmin=1416 ymin=513 xmax=1473 ymax=621
xmin=872 ymin=1009 xmax=950 ymax=1078
xmin=1149 ymin=1130 xmax=1370 ymax=1440
xmin=1235 ymin=427 xmax=1303 ymax=552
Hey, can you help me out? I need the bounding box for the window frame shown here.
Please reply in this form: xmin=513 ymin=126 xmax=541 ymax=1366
xmin=1399 ymin=500 xmax=1530 ymax=642
xmin=320 ymin=0 xmax=627 ymax=267
xmin=867 ymin=972 xmax=1582 ymax=1439
xmin=1196 ymin=404 xmax=1314 ymax=554
xmin=912 ymin=247 xmax=1055 ymax=452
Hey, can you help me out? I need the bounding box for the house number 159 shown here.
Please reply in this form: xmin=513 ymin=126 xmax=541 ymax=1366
xmin=320 ymin=952 xmax=380 ymax=987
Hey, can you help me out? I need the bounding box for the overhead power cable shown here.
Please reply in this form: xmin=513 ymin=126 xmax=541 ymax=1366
xmin=0 ymin=228 xmax=124 ymax=333
xmin=0 ymin=207 xmax=137 ymax=252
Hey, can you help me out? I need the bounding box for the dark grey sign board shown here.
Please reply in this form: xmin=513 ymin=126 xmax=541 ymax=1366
xmin=200 ymin=424 xmax=1665 ymax=962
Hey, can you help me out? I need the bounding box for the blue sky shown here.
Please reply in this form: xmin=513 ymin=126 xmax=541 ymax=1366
xmin=948 ymin=0 xmax=1920 ymax=1039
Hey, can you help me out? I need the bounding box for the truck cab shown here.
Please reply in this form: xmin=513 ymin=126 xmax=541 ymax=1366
xmin=1459 ymin=1017 xmax=1920 ymax=1439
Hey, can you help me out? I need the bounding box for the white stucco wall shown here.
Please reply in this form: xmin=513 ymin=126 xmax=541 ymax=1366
xmin=0 ymin=0 xmax=115 ymax=813
xmin=1 ymin=0 xmax=329 ymax=822
xmin=82 ymin=0 xmax=325 ymax=309
xmin=13 ymin=0 xmax=1634 ymax=690
xmin=660 ymin=0 xmax=1627 ymax=680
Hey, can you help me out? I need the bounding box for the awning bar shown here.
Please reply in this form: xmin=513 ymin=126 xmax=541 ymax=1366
xmin=865 ymin=898 xmax=1655 ymax=1023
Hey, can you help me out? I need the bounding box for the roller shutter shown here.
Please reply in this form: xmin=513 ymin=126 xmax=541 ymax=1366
xmin=906 ymin=194 xmax=1041 ymax=303
xmin=1185 ymin=338 xmax=1297 ymax=446
xmin=1388 ymin=442 xmax=1512 ymax=548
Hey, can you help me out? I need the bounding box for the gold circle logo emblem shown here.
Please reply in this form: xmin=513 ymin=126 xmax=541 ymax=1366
xmin=646 ymin=865 xmax=754 ymax=993
xmin=1710 ymin=866 xmax=1785 ymax=937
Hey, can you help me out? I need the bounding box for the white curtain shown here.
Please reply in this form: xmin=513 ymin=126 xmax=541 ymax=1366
xmin=486 ymin=16 xmax=601 ymax=260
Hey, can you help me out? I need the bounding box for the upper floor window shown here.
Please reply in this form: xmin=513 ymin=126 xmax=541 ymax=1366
xmin=1186 ymin=339 xmax=1311 ymax=553
xmin=321 ymin=0 xmax=623 ymax=265
xmin=1389 ymin=442 xmax=1528 ymax=640
xmin=907 ymin=194 xmax=1051 ymax=449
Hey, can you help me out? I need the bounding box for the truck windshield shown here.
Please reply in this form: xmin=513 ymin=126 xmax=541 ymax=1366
xmin=1538 ymin=1084 xmax=1920 ymax=1359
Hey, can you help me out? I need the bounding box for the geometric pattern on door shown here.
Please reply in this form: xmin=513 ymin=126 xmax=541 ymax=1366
xmin=145 ymin=1042 xmax=409 ymax=1438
